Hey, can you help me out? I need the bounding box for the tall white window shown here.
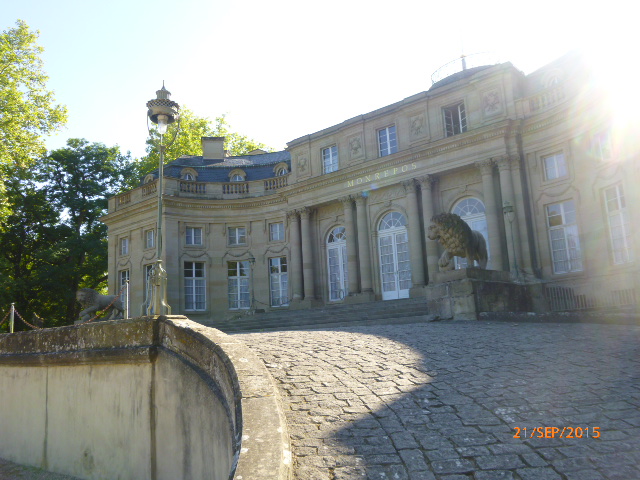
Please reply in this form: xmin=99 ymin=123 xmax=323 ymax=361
xmin=269 ymin=222 xmax=284 ymax=242
xmin=228 ymin=226 xmax=247 ymax=245
xmin=605 ymin=184 xmax=632 ymax=264
xmin=547 ymin=200 xmax=583 ymax=274
xmin=543 ymin=153 xmax=567 ymax=181
xmin=143 ymin=264 xmax=153 ymax=313
xmin=269 ymin=257 xmax=288 ymax=307
xmin=119 ymin=269 xmax=129 ymax=310
xmin=185 ymin=227 xmax=202 ymax=246
xmin=184 ymin=262 xmax=206 ymax=311
xmin=120 ymin=237 xmax=129 ymax=256
xmin=443 ymin=102 xmax=467 ymax=136
xmin=378 ymin=212 xmax=411 ymax=300
xmin=228 ymin=261 xmax=250 ymax=309
xmin=145 ymin=229 xmax=155 ymax=249
xmin=323 ymin=146 xmax=339 ymax=173
xmin=327 ymin=227 xmax=348 ymax=301
xmin=592 ymin=130 xmax=612 ymax=161
xmin=378 ymin=125 xmax=398 ymax=157
xmin=452 ymin=198 xmax=490 ymax=269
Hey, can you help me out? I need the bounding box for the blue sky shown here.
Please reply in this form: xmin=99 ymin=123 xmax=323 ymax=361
xmin=3 ymin=0 xmax=633 ymax=159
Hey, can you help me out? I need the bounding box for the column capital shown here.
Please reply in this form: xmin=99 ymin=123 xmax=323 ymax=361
xmin=286 ymin=210 xmax=299 ymax=221
xmin=298 ymin=206 xmax=312 ymax=219
xmin=474 ymin=159 xmax=495 ymax=176
xmin=339 ymin=195 xmax=354 ymax=207
xmin=415 ymin=174 xmax=438 ymax=190
xmin=354 ymin=193 xmax=367 ymax=207
xmin=401 ymin=179 xmax=417 ymax=195
xmin=495 ymin=155 xmax=513 ymax=171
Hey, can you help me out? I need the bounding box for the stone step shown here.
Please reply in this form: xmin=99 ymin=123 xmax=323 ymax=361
xmin=210 ymin=298 xmax=431 ymax=333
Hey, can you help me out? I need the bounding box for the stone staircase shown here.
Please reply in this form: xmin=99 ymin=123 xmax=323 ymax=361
xmin=209 ymin=297 xmax=436 ymax=333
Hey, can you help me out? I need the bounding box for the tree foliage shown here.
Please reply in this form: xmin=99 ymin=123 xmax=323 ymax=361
xmin=0 ymin=20 xmax=67 ymax=220
xmin=0 ymin=20 xmax=67 ymax=167
xmin=137 ymin=109 xmax=270 ymax=178
xmin=0 ymin=140 xmax=134 ymax=330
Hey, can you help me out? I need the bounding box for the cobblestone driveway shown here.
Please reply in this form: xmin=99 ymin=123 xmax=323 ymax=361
xmin=237 ymin=321 xmax=640 ymax=480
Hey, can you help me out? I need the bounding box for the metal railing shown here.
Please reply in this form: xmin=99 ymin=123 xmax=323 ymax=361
xmin=543 ymin=276 xmax=638 ymax=312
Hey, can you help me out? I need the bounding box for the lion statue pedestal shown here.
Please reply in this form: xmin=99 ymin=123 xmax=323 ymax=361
xmin=426 ymin=213 xmax=532 ymax=320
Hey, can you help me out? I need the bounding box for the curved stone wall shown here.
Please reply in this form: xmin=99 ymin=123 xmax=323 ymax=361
xmin=0 ymin=316 xmax=291 ymax=480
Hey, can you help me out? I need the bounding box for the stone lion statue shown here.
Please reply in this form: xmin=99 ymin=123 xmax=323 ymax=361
xmin=427 ymin=213 xmax=488 ymax=271
xmin=76 ymin=288 xmax=124 ymax=322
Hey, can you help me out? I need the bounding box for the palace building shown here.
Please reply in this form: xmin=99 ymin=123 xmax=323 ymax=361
xmin=102 ymin=51 xmax=639 ymax=324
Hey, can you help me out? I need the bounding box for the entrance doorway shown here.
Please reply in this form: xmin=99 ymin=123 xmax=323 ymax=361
xmin=378 ymin=212 xmax=411 ymax=300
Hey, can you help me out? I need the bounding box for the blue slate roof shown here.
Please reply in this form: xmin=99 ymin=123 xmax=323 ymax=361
xmin=146 ymin=150 xmax=291 ymax=183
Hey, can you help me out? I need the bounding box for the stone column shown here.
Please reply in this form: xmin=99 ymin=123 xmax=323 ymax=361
xmin=509 ymin=156 xmax=532 ymax=271
xmin=475 ymin=159 xmax=504 ymax=271
xmin=496 ymin=156 xmax=523 ymax=275
xmin=340 ymin=196 xmax=359 ymax=295
xmin=299 ymin=207 xmax=315 ymax=299
xmin=403 ymin=180 xmax=425 ymax=289
xmin=354 ymin=194 xmax=373 ymax=292
xmin=416 ymin=175 xmax=440 ymax=283
xmin=287 ymin=210 xmax=303 ymax=301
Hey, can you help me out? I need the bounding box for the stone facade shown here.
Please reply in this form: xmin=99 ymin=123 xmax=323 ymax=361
xmin=102 ymin=52 xmax=639 ymax=324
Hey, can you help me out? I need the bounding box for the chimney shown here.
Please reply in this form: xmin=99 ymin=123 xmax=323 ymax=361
xmin=202 ymin=137 xmax=225 ymax=160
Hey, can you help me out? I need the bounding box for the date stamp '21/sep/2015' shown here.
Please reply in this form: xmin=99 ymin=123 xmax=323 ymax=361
xmin=513 ymin=426 xmax=600 ymax=439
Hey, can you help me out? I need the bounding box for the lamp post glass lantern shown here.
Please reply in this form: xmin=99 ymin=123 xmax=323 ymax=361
xmin=146 ymin=84 xmax=180 ymax=315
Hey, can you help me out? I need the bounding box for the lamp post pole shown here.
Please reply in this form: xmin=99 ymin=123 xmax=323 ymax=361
xmin=146 ymin=84 xmax=179 ymax=316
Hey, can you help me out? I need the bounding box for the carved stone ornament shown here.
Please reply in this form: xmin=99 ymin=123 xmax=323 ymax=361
xmin=297 ymin=154 xmax=308 ymax=173
xmin=483 ymin=89 xmax=502 ymax=116
xmin=349 ymin=135 xmax=363 ymax=158
xmin=410 ymin=114 xmax=426 ymax=137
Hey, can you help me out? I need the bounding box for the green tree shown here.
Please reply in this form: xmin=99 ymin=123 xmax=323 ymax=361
xmin=0 ymin=140 xmax=134 ymax=330
xmin=138 ymin=109 xmax=270 ymax=178
xmin=0 ymin=20 xmax=67 ymax=216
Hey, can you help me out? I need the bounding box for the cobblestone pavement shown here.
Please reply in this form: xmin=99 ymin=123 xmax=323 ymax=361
xmin=236 ymin=321 xmax=640 ymax=480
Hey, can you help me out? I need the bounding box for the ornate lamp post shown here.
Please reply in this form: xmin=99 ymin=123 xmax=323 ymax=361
xmin=146 ymin=84 xmax=180 ymax=315
xmin=502 ymin=201 xmax=519 ymax=281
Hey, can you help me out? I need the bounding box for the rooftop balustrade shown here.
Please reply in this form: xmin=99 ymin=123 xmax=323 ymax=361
xmin=109 ymin=173 xmax=290 ymax=212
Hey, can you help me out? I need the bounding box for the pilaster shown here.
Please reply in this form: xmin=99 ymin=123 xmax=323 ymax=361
xmin=475 ymin=159 xmax=504 ymax=271
xmin=340 ymin=196 xmax=359 ymax=295
xmin=496 ymin=156 xmax=523 ymax=276
xmin=354 ymin=194 xmax=373 ymax=293
xmin=402 ymin=180 xmax=425 ymax=291
xmin=299 ymin=207 xmax=316 ymax=299
xmin=287 ymin=210 xmax=303 ymax=301
xmin=416 ymin=175 xmax=440 ymax=284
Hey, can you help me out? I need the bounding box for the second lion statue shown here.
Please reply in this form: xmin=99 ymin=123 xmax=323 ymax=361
xmin=427 ymin=213 xmax=488 ymax=271
xmin=76 ymin=288 xmax=124 ymax=322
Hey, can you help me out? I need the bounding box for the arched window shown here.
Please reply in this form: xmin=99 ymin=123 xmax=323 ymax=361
xmin=452 ymin=198 xmax=490 ymax=268
xmin=144 ymin=174 xmax=155 ymax=184
xmin=275 ymin=167 xmax=288 ymax=176
xmin=327 ymin=227 xmax=348 ymax=301
xmin=231 ymin=174 xmax=244 ymax=182
xmin=377 ymin=212 xmax=411 ymax=300
xmin=379 ymin=212 xmax=407 ymax=230
xmin=184 ymin=173 xmax=194 ymax=181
